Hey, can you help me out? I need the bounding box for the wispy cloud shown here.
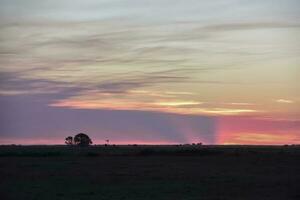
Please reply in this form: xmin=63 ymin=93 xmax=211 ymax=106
xmin=275 ymin=99 xmax=294 ymax=104
xmin=201 ymin=22 xmax=300 ymax=32
xmin=50 ymin=96 xmax=260 ymax=116
xmin=153 ymin=101 xmax=203 ymax=107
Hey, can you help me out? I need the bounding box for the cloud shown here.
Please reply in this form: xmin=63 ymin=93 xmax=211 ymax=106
xmin=1 ymin=63 xmax=248 ymax=117
xmin=3 ymin=68 xmax=254 ymax=116
xmin=50 ymin=96 xmax=260 ymax=116
xmin=4 ymin=19 xmax=294 ymax=76
xmin=0 ymin=67 xmax=195 ymax=97
xmin=275 ymin=99 xmax=294 ymax=104
xmin=198 ymin=108 xmax=259 ymax=115
xmin=153 ymin=101 xmax=203 ymax=107
xmin=1 ymin=18 xmax=296 ymax=118
xmin=201 ymin=22 xmax=300 ymax=32
xmin=0 ymin=71 xmax=83 ymax=97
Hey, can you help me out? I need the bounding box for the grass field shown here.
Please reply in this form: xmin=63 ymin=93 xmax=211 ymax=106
xmin=0 ymin=145 xmax=300 ymax=200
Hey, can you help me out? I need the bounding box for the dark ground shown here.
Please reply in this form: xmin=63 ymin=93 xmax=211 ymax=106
xmin=0 ymin=145 xmax=300 ymax=200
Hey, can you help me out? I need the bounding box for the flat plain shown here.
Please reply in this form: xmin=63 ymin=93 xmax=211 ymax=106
xmin=0 ymin=145 xmax=299 ymax=200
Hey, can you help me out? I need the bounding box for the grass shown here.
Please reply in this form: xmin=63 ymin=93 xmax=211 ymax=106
xmin=0 ymin=145 xmax=300 ymax=200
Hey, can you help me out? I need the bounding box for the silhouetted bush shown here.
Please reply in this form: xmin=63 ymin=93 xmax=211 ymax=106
xmin=74 ymin=133 xmax=93 ymax=146
xmin=65 ymin=136 xmax=73 ymax=145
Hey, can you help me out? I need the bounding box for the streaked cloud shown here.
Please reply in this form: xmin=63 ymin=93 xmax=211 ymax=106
xmin=220 ymin=102 xmax=256 ymax=106
xmin=50 ymin=97 xmax=260 ymax=116
xmin=275 ymin=99 xmax=294 ymax=104
xmin=198 ymin=108 xmax=258 ymax=115
xmin=201 ymin=22 xmax=300 ymax=32
xmin=153 ymin=101 xmax=203 ymax=107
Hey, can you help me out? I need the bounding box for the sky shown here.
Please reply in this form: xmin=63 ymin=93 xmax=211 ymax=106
xmin=0 ymin=0 xmax=300 ymax=145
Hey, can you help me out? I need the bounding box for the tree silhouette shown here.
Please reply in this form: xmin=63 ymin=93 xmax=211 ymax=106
xmin=74 ymin=133 xmax=92 ymax=146
xmin=65 ymin=136 xmax=73 ymax=145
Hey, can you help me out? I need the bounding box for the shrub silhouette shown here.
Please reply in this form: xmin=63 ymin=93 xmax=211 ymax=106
xmin=65 ymin=136 xmax=73 ymax=145
xmin=74 ymin=133 xmax=92 ymax=146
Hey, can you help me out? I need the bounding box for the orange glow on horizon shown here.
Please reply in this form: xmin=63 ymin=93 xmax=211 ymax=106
xmin=220 ymin=132 xmax=300 ymax=145
xmin=217 ymin=116 xmax=300 ymax=145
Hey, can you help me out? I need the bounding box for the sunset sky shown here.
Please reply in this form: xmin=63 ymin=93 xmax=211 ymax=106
xmin=0 ymin=0 xmax=299 ymax=145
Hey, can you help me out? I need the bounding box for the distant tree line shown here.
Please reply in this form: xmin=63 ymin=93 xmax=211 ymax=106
xmin=65 ymin=133 xmax=204 ymax=147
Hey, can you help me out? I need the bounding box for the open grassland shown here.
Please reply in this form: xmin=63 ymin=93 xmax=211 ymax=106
xmin=0 ymin=145 xmax=300 ymax=200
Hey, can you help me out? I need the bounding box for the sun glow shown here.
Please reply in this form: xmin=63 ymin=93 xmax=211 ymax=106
xmin=221 ymin=132 xmax=300 ymax=145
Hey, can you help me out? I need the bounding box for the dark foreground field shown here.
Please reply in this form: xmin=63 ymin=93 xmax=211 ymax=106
xmin=0 ymin=145 xmax=300 ymax=200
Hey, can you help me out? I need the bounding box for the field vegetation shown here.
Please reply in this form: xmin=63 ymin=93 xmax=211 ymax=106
xmin=0 ymin=145 xmax=299 ymax=200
